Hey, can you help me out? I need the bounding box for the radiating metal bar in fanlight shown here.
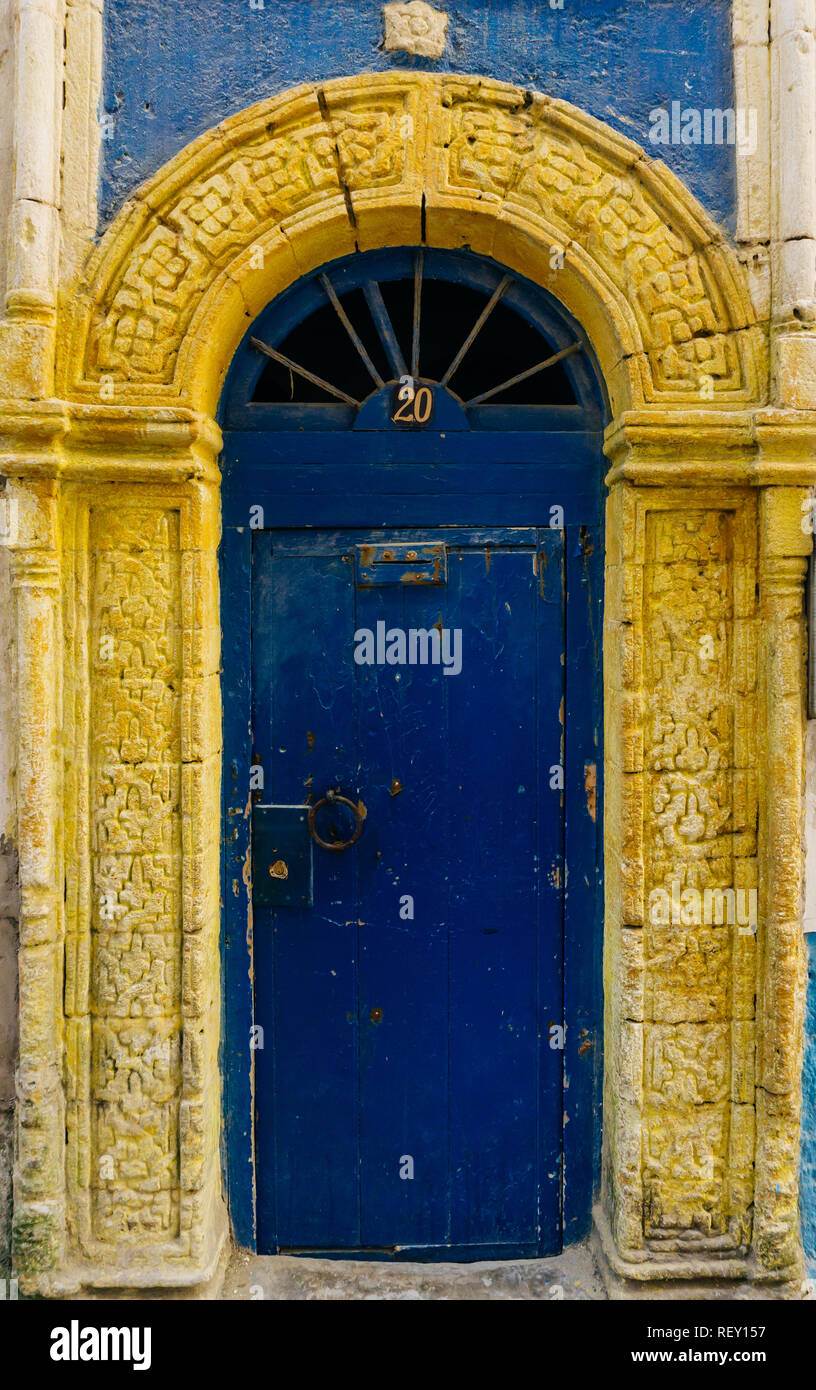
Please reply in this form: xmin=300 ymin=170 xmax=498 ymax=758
xmin=250 ymin=337 xmax=359 ymax=406
xmin=466 ymin=341 xmax=583 ymax=406
xmin=319 ymin=274 xmax=384 ymax=388
xmin=362 ymin=280 xmax=408 ymax=380
xmin=411 ymin=250 xmax=423 ymax=380
xmin=441 ymin=274 xmax=513 ymax=387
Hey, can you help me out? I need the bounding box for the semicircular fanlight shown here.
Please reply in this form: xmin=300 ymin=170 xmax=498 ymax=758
xmin=246 ymin=249 xmax=589 ymax=418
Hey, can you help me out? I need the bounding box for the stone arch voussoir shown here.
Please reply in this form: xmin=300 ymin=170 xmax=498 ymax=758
xmin=59 ymin=72 xmax=765 ymax=419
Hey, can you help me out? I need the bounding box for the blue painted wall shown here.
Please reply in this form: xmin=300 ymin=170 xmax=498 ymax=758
xmin=100 ymin=0 xmax=737 ymax=232
xmin=803 ymin=934 xmax=816 ymax=1280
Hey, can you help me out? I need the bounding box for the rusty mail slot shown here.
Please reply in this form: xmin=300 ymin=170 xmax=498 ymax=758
xmin=355 ymin=542 xmax=447 ymax=587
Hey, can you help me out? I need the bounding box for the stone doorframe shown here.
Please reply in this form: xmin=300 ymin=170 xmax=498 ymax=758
xmin=1 ymin=71 xmax=813 ymax=1294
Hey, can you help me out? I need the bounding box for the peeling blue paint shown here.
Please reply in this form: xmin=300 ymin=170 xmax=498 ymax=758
xmin=100 ymin=0 xmax=737 ymax=232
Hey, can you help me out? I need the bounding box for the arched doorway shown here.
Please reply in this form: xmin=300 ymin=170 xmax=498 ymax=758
xmin=12 ymin=70 xmax=798 ymax=1296
xmin=220 ymin=246 xmax=605 ymax=1257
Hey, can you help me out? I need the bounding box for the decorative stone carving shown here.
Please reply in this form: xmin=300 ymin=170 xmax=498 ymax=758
xmin=383 ymin=2 xmax=448 ymax=59
xmin=439 ymin=93 xmax=744 ymax=398
xmin=641 ymin=508 xmax=757 ymax=1250
xmin=64 ymin=74 xmax=761 ymax=412
xmin=87 ymin=507 xmax=183 ymax=1244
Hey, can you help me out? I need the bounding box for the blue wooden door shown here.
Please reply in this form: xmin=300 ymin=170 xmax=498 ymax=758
xmin=251 ymin=525 xmax=565 ymax=1257
xmin=221 ymin=245 xmax=604 ymax=1257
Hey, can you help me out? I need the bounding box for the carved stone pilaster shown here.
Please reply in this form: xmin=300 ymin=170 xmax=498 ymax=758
xmin=596 ymin=478 xmax=803 ymax=1289
xmin=9 ymin=514 xmax=65 ymax=1282
xmin=752 ymin=492 xmax=810 ymax=1274
xmin=58 ymin=476 xmax=225 ymax=1291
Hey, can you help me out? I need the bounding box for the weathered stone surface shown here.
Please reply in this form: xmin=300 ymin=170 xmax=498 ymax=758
xmin=0 ymin=835 xmax=17 ymax=1278
xmin=63 ymin=73 xmax=762 ymax=415
xmin=224 ymin=1245 xmax=605 ymax=1300
xmin=600 ymin=483 xmax=806 ymax=1277
xmin=87 ymin=506 xmax=183 ymax=1244
xmin=383 ymin=2 xmax=448 ymax=59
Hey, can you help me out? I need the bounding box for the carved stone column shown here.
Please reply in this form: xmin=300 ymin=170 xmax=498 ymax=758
xmin=8 ymin=471 xmax=65 ymax=1280
xmin=0 ymin=0 xmax=64 ymax=397
xmin=4 ymin=409 xmax=228 ymax=1294
xmin=753 ymin=485 xmax=810 ymax=1273
xmin=598 ymin=469 xmax=766 ymax=1285
xmin=55 ymin=424 xmax=227 ymax=1291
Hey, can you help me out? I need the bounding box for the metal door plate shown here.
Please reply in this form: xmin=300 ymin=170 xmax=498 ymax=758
xmin=356 ymin=542 xmax=446 ymax=586
xmin=253 ymin=805 xmax=313 ymax=907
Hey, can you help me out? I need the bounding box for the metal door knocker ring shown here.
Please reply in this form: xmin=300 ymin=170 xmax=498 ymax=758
xmin=308 ymin=790 xmax=364 ymax=851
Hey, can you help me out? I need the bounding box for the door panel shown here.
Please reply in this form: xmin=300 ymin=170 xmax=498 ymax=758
xmin=444 ymin=544 xmax=563 ymax=1253
xmin=252 ymin=527 xmax=565 ymax=1256
xmin=354 ymin=575 xmax=451 ymax=1248
xmin=253 ymin=542 xmax=360 ymax=1246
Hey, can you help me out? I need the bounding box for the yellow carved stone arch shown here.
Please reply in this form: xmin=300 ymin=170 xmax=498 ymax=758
xmin=60 ymin=71 xmax=764 ymax=418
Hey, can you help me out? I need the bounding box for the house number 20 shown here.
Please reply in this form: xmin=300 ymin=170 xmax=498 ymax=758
xmin=391 ymin=375 xmax=434 ymax=425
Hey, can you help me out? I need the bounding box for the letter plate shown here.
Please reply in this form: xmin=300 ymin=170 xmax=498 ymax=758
xmin=356 ymin=542 xmax=446 ymax=587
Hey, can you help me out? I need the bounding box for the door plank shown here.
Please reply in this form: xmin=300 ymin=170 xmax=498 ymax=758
xmin=355 ymin=579 xmax=451 ymax=1246
xmin=253 ymin=539 xmax=360 ymax=1249
xmin=446 ymin=541 xmax=563 ymax=1250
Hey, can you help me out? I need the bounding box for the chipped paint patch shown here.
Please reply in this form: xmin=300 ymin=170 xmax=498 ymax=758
xmin=583 ymin=762 xmax=597 ymax=822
